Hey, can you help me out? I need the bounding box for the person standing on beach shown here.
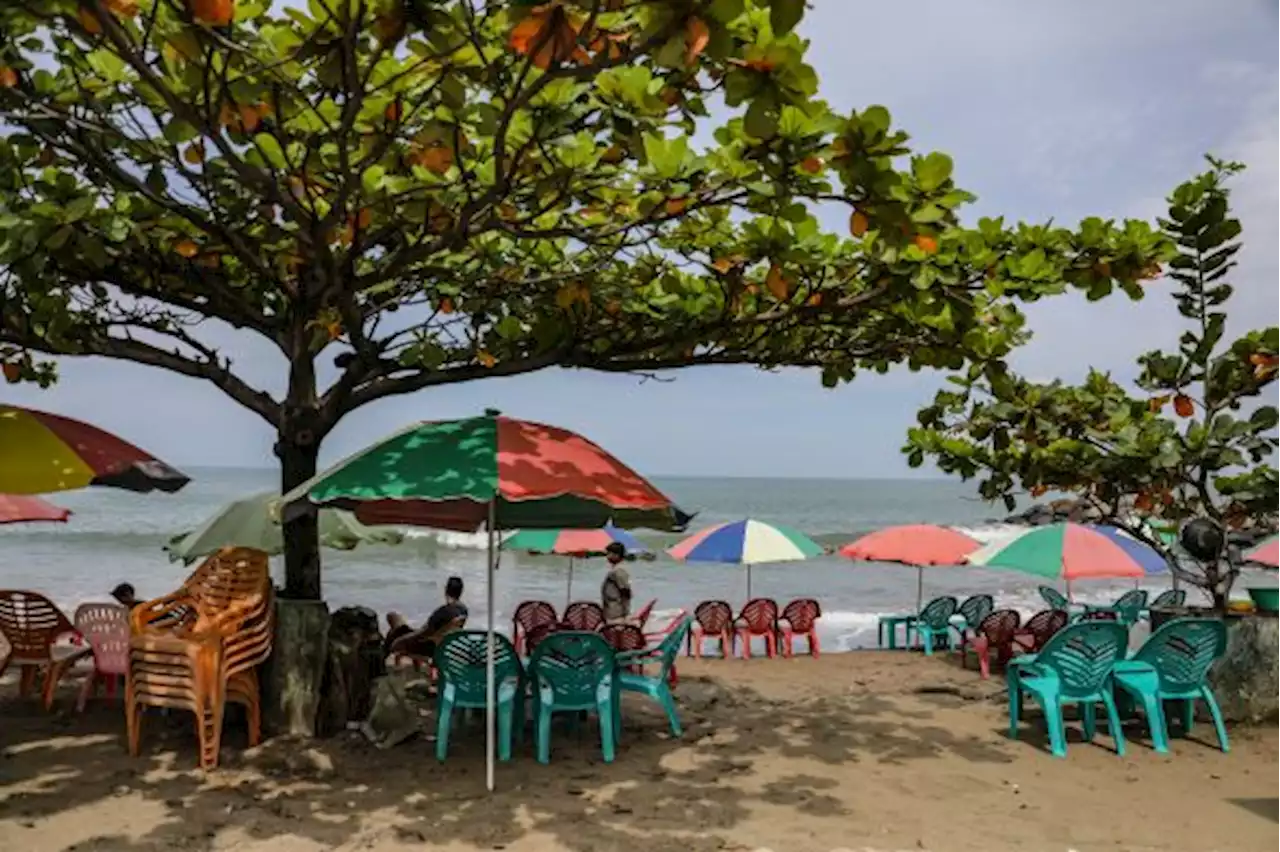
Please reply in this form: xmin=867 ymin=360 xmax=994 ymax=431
xmin=601 ymin=542 xmax=633 ymax=623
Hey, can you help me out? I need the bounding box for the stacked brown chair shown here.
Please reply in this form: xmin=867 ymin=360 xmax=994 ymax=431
xmin=126 ymin=547 xmax=274 ymax=770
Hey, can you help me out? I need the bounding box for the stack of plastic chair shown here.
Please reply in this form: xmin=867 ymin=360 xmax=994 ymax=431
xmin=126 ymin=547 xmax=274 ymax=770
xmin=74 ymin=603 xmax=131 ymax=711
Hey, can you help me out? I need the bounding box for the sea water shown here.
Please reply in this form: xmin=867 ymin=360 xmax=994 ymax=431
xmin=0 ymin=467 xmax=1225 ymax=651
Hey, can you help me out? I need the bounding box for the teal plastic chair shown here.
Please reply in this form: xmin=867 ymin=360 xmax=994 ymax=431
xmin=1140 ymin=588 xmax=1186 ymax=623
xmin=1007 ymin=621 xmax=1130 ymax=757
xmin=1078 ymin=589 xmax=1148 ymax=626
xmin=617 ymin=615 xmax=692 ymax=737
xmin=433 ymin=630 xmax=524 ymax=763
xmin=527 ymin=631 xmax=618 ymax=764
xmin=1038 ymin=585 xmax=1072 ymax=611
xmin=906 ymin=596 xmax=958 ymax=656
xmin=950 ymin=593 xmax=994 ymax=648
xmin=1112 ymin=617 xmax=1229 ymax=754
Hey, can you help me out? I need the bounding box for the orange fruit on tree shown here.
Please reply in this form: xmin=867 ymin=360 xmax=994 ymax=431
xmin=0 ymin=67 xmax=18 ymax=88
xmin=190 ymin=0 xmax=234 ymax=26
xmin=800 ymin=156 xmax=822 ymax=174
xmin=848 ymin=210 xmax=869 ymax=237
xmin=174 ymin=239 xmax=199 ymax=258
xmin=477 ymin=350 xmax=496 ymax=368
xmin=2 ymin=363 xmax=20 ymax=384
xmin=765 ymin=264 xmax=789 ymax=300
xmin=1173 ymin=394 xmax=1194 ymax=417
xmin=913 ymin=234 xmax=938 ymax=254
xmin=438 ymin=297 xmax=455 ymax=314
xmin=664 ymin=197 xmax=688 ymax=215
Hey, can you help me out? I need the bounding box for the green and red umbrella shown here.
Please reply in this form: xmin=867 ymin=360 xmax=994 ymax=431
xmin=0 ymin=403 xmax=189 ymax=495
xmin=284 ymin=410 xmax=689 ymax=532
xmin=281 ymin=409 xmax=688 ymax=792
xmin=502 ymin=525 xmax=649 ymax=606
xmin=964 ymin=523 xmax=1157 ymax=598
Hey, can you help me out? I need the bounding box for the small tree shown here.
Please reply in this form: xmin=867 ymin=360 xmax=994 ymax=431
xmin=907 ymin=159 xmax=1279 ymax=611
xmin=0 ymin=0 xmax=1170 ymax=599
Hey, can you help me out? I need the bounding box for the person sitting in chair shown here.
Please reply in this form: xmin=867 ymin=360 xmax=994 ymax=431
xmin=383 ymin=576 xmax=468 ymax=661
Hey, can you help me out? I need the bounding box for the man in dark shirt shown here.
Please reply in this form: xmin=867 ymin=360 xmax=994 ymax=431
xmin=384 ymin=576 xmax=468 ymax=660
xmin=601 ymin=542 xmax=633 ymax=622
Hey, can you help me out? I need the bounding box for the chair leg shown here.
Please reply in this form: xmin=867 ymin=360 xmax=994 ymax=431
xmin=1180 ymin=697 xmax=1196 ymax=736
xmin=76 ymin=672 xmax=96 ymax=713
xmin=535 ymin=706 xmax=553 ymax=764
xmin=18 ymin=664 xmax=37 ymax=697
xmin=1101 ymin=691 xmax=1126 ymax=757
xmin=435 ymin=696 xmax=453 ymax=762
xmin=597 ymin=698 xmax=616 ymax=763
xmin=1136 ymin=690 xmax=1169 ymax=754
xmin=1039 ymin=696 xmax=1068 ymax=757
xmin=1006 ymin=670 xmax=1021 ymax=734
xmin=1081 ymin=702 xmax=1097 ymax=742
xmin=658 ymin=687 xmax=682 ymax=737
xmin=497 ymin=701 xmax=514 ymax=762
xmin=921 ymin=627 xmax=934 ymax=657
xmin=1200 ymin=687 xmax=1230 ymax=753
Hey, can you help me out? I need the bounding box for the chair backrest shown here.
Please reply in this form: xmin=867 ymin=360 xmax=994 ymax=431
xmin=1033 ymin=621 xmax=1129 ymax=698
xmin=562 ymin=601 xmax=606 ymax=631
xmin=1039 ymin=586 xmax=1070 ymax=610
xmin=434 ymin=630 xmax=522 ymax=704
xmin=1078 ymin=609 xmax=1118 ymax=622
xmin=74 ymin=603 xmax=130 ymax=675
xmin=513 ymin=600 xmax=558 ymax=637
xmin=781 ymin=599 xmax=821 ymax=633
xmin=976 ymin=609 xmax=1021 ymax=646
xmin=694 ymin=600 xmax=733 ymax=634
xmin=633 ymin=598 xmax=657 ymax=628
xmin=1131 ymin=617 xmax=1227 ymax=694
xmin=649 ymin=616 xmax=692 ymax=680
xmin=737 ymin=598 xmax=778 ymax=633
xmin=0 ymin=590 xmax=77 ymax=660
xmin=528 ymin=631 xmax=615 ymax=706
xmin=958 ymin=594 xmax=994 ymax=628
xmin=1022 ymin=609 xmax=1069 ymax=650
xmin=1113 ymin=589 xmax=1148 ymax=610
xmin=1149 ymin=588 xmax=1186 ymax=610
xmin=599 ymin=623 xmax=646 ymax=654
xmin=524 ymin=622 xmax=559 ymax=655
xmin=918 ymin=596 xmax=958 ymax=629
xmin=185 ymin=547 xmax=270 ymax=611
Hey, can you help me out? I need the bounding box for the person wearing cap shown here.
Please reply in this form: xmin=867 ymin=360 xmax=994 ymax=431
xmin=600 ymin=542 xmax=633 ymax=623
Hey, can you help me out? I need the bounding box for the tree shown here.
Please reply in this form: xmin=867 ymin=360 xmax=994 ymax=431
xmin=906 ymin=158 xmax=1279 ymax=611
xmin=0 ymin=0 xmax=1169 ymax=600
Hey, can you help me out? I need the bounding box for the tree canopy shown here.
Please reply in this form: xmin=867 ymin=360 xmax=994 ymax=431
xmin=0 ymin=0 xmax=1170 ymax=597
xmin=906 ymin=158 xmax=1278 ymax=608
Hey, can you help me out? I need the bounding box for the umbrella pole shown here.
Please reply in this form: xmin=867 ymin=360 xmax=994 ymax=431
xmin=1065 ymin=579 xmax=1073 ymax=603
xmin=485 ymin=500 xmax=497 ymax=794
xmin=566 ymin=557 xmax=574 ymax=610
xmin=746 ymin=564 xmax=753 ymax=600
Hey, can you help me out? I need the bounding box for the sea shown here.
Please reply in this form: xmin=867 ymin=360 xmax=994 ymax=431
xmin=1 ymin=467 xmax=1258 ymax=652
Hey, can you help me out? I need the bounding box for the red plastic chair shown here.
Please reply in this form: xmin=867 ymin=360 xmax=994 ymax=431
xmin=523 ymin=622 xmax=560 ymax=656
xmin=0 ymin=590 xmax=91 ymax=709
xmin=512 ymin=600 xmax=558 ymax=656
xmin=633 ymin=598 xmax=657 ymax=629
xmin=73 ymin=603 xmax=130 ymax=711
xmin=777 ymin=598 xmax=822 ymax=658
xmin=1013 ymin=609 xmax=1069 ymax=655
xmin=732 ymin=598 xmax=779 ymax=659
xmin=562 ymin=601 xmax=606 ymax=632
xmin=964 ymin=609 xmax=1021 ymax=679
xmin=689 ymin=600 xmax=733 ymax=659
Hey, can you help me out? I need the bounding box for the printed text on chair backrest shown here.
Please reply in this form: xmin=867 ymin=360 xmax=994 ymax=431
xmin=1132 ymin=617 xmax=1227 ymax=693
xmin=562 ymin=601 xmax=606 ymax=631
xmin=781 ymin=599 xmax=821 ymax=633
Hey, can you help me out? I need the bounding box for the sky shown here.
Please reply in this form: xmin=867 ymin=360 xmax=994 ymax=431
xmin=5 ymin=0 xmax=1278 ymax=480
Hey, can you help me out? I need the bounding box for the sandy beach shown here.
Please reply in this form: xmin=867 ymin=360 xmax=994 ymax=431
xmin=0 ymin=651 xmax=1275 ymax=852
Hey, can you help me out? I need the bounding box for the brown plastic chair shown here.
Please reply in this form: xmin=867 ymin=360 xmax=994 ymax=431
xmin=512 ymin=601 xmax=558 ymax=656
xmin=963 ymin=609 xmax=1021 ymax=679
xmin=0 ymin=590 xmax=92 ymax=709
xmin=126 ymin=547 xmax=273 ymax=770
xmin=562 ymin=601 xmax=606 ymax=632
xmin=1012 ymin=609 xmax=1069 ymax=656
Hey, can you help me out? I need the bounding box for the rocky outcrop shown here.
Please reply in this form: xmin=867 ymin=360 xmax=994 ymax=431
xmin=1209 ymin=614 xmax=1279 ymax=724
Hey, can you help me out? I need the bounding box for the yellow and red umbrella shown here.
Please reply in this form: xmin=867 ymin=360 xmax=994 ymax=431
xmin=0 ymin=493 xmax=71 ymax=524
xmin=0 ymin=404 xmax=190 ymax=495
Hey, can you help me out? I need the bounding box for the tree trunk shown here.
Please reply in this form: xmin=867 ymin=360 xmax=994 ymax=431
xmin=279 ymin=436 xmax=322 ymax=600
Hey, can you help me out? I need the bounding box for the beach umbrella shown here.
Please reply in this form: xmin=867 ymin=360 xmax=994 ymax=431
xmin=838 ymin=524 xmax=981 ymax=611
xmin=1244 ymin=535 xmax=1279 ymax=568
xmin=0 ymin=494 xmax=71 ymax=525
xmin=280 ymin=409 xmax=687 ymax=792
xmin=964 ymin=522 xmax=1157 ymax=598
xmin=667 ymin=519 xmax=822 ymax=599
xmin=165 ymin=490 xmax=405 ymax=564
xmin=502 ymin=525 xmax=648 ymax=607
xmin=0 ymin=404 xmax=190 ymax=495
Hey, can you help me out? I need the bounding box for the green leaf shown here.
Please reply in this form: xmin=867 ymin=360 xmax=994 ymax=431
xmin=770 ymin=0 xmax=805 ymax=35
xmin=254 ymin=134 xmax=287 ymax=169
xmin=744 ymin=99 xmax=778 ymax=140
xmin=914 ymin=152 xmax=953 ymax=192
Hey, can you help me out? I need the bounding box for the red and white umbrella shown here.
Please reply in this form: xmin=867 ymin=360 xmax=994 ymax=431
xmin=0 ymin=494 xmax=71 ymax=524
